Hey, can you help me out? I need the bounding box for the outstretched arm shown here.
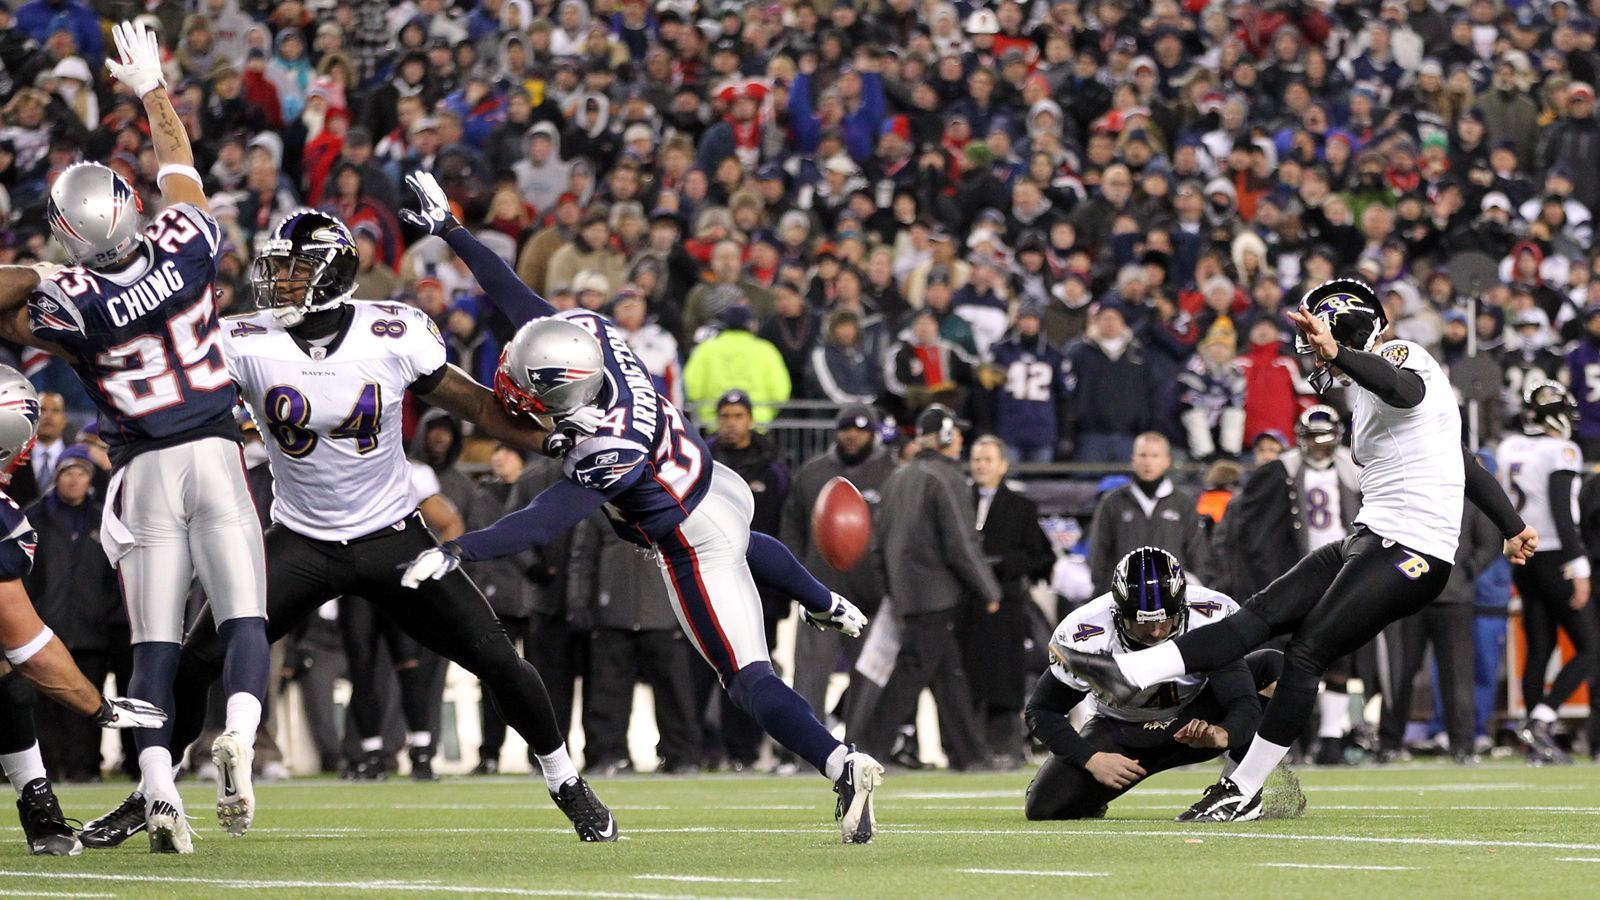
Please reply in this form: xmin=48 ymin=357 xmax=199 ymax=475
xmin=451 ymin=476 xmax=619 ymax=562
xmin=0 ymin=266 xmax=75 ymax=359
xmin=107 ymin=20 xmax=207 ymax=211
xmin=401 ymin=172 xmax=556 ymax=325
xmin=418 ymin=364 xmax=558 ymax=455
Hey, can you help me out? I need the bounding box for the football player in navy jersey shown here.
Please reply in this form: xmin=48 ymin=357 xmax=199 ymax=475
xmin=0 ymin=21 xmax=270 ymax=853
xmin=398 ymin=173 xmax=885 ymax=844
xmin=0 ymin=366 xmax=166 ymax=856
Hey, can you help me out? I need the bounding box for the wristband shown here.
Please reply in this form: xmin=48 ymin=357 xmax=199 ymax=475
xmin=157 ymin=163 xmax=203 ymax=187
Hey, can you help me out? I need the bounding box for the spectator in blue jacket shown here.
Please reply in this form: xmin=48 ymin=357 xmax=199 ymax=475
xmin=788 ymin=50 xmax=887 ymax=165
xmin=990 ymin=306 xmax=1070 ymax=463
xmin=16 ymin=0 xmax=103 ymax=64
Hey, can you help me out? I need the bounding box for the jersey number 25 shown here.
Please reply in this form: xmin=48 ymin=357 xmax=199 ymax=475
xmin=95 ymin=292 xmax=229 ymax=418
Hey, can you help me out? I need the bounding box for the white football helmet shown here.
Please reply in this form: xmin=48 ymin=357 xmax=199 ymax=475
xmin=47 ymin=163 xmax=146 ymax=269
xmin=0 ymin=366 xmax=41 ymax=479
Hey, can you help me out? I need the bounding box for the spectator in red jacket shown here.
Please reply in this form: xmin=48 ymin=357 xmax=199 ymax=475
xmin=1237 ymin=317 xmax=1310 ymax=449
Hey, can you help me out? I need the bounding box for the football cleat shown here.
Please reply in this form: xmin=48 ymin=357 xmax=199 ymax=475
xmin=1176 ymin=778 xmax=1263 ymax=823
xmin=551 ymin=776 xmax=619 ymax=842
xmin=1059 ymin=647 xmax=1142 ymax=705
xmin=833 ymin=747 xmax=884 ymax=844
xmin=346 ymin=749 xmax=389 ymax=780
xmin=80 ymin=790 xmax=146 ymax=848
xmin=470 ymin=758 xmax=500 ymax=775
xmin=212 ymin=731 xmax=255 ymax=837
xmin=1518 ymin=719 xmax=1571 ymax=765
xmin=16 ymin=778 xmax=82 ymax=856
xmin=146 ymin=797 xmax=194 ymax=854
xmin=805 ymin=593 xmax=868 ymax=638
xmin=409 ymin=747 xmax=439 ymax=782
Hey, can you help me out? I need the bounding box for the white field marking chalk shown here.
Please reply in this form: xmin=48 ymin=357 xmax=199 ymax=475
xmin=1556 ymin=858 xmax=1600 ymax=863
xmin=0 ymin=872 xmax=703 ymax=900
xmin=957 ymin=869 xmax=1108 ymax=877
xmin=633 ymin=875 xmax=788 ymax=884
xmin=1260 ymin=858 xmax=1414 ymax=864
xmin=898 ymin=783 xmax=1541 ymax=800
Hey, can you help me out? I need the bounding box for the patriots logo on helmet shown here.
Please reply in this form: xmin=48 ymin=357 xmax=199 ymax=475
xmin=0 ymin=398 xmax=40 ymax=428
xmin=106 ymin=176 xmax=136 ymax=238
xmin=525 ymin=366 xmax=601 ymax=389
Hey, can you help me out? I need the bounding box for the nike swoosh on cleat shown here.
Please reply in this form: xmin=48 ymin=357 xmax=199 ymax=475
xmin=596 ymin=818 xmax=616 ymax=839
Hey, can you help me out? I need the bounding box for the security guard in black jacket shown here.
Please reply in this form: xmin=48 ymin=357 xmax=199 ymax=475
xmin=780 ymin=405 xmax=898 ymax=724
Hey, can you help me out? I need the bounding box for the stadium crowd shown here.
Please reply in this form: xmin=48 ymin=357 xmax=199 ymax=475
xmin=3 ymin=0 xmax=1600 ymax=778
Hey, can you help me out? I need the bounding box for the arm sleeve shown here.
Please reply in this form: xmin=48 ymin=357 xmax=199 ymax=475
xmin=1329 ymin=347 xmax=1425 ymax=408
xmin=451 ymin=475 xmax=623 ymax=562
xmin=1463 ymin=444 xmax=1526 ymax=539
xmin=788 ymin=73 xmax=820 ymax=152
xmin=1549 ymin=469 xmax=1586 ymax=569
xmin=444 ymin=227 xmax=557 ymax=326
xmin=1205 ymin=660 xmax=1263 ymax=752
xmin=1024 ymin=672 xmax=1097 ymax=766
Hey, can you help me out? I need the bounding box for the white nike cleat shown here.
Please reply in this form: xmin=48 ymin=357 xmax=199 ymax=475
xmin=146 ymin=796 xmax=195 ymax=854
xmin=833 ymin=748 xmax=884 ymax=844
xmin=212 ymin=731 xmax=255 ymax=837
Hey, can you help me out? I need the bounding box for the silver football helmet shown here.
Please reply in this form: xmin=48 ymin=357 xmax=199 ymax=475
xmin=47 ymin=163 xmax=146 ymax=269
xmin=494 ymin=319 xmax=607 ymax=418
xmin=0 ymin=366 xmax=41 ymax=478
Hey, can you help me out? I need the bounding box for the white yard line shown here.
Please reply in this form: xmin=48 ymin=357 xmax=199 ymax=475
xmin=1555 ymin=857 xmax=1600 ymax=863
xmin=0 ymin=872 xmax=702 ymax=900
xmin=634 ymin=875 xmax=787 ymax=884
xmin=1260 ymin=858 xmax=1414 ymax=864
xmin=899 ymin=783 xmax=1543 ymax=800
xmin=957 ymin=868 xmax=1107 ymax=877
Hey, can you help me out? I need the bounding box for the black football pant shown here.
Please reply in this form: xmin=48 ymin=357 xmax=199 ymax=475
xmin=1516 ymin=551 xmax=1600 ymax=714
xmin=856 ymin=608 xmax=988 ymax=769
xmin=1025 ymin=650 xmax=1283 ymax=820
xmin=337 ymin=595 xmax=439 ymax=746
xmin=584 ymin=629 xmax=703 ymax=769
xmin=170 ymin=512 xmax=566 ymax=758
xmin=1169 ymin=529 xmax=1452 ymax=749
xmin=1376 ymin=601 xmax=1475 ymax=754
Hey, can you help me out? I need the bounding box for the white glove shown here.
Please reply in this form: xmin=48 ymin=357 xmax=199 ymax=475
xmin=400 ymin=545 xmax=462 ymax=589
xmin=106 ymin=20 xmax=167 ymax=98
xmin=806 ymin=593 xmax=868 ymax=638
xmin=401 ymin=171 xmax=461 ymax=236
xmin=557 ymin=405 xmax=607 ymax=437
xmin=95 ymin=696 xmax=168 ymax=729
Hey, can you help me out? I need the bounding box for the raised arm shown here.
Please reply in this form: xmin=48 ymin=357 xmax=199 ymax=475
xmin=401 ymin=171 xmax=556 ymax=326
xmin=107 ymin=20 xmax=207 ymax=211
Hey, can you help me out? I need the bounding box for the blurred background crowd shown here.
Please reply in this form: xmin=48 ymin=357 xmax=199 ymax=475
xmin=2 ymin=0 xmax=1599 ymax=779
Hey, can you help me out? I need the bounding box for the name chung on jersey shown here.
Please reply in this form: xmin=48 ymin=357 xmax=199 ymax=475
xmin=106 ymin=260 xmax=186 ymax=327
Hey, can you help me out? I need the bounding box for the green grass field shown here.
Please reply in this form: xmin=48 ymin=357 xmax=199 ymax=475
xmin=2 ymin=761 xmax=1598 ymax=898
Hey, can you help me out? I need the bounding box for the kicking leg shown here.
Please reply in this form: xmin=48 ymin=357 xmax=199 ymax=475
xmin=1200 ymin=537 xmax=1449 ymax=818
xmin=1067 ymin=541 xmax=1347 ymax=703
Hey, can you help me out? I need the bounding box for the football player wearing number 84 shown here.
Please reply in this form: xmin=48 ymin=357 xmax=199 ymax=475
xmin=0 ymin=19 xmax=268 ymax=853
xmin=396 ymin=171 xmax=884 ymax=844
xmin=76 ymin=207 xmax=625 ymax=847
xmin=1061 ymin=278 xmax=1539 ymax=822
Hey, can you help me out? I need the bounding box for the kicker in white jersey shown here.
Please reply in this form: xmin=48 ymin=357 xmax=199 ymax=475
xmin=1347 ymin=339 xmax=1464 ymax=562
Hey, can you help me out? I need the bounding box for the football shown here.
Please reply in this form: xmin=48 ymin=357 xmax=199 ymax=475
xmin=811 ymin=476 xmax=871 ymax=571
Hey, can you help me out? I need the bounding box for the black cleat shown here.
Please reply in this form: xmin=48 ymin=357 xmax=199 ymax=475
xmin=551 ymin=776 xmax=619 ymax=842
xmin=80 ymin=790 xmax=146 ymax=849
xmin=409 ymin=747 xmax=439 ymax=782
xmin=1175 ymin=778 xmax=1263 ymax=823
xmin=1518 ymin=719 xmax=1571 ymax=765
xmin=470 ymin=759 xmax=499 ymax=776
xmin=1059 ymin=647 xmax=1142 ymax=705
xmin=16 ymin=778 xmax=81 ymax=856
xmin=346 ymin=749 xmax=390 ymax=781
xmin=1313 ymin=738 xmax=1347 ymax=766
